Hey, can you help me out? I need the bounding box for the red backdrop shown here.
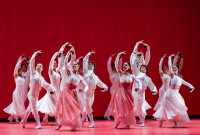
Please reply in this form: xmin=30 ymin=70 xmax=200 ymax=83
xmin=0 ymin=0 xmax=200 ymax=118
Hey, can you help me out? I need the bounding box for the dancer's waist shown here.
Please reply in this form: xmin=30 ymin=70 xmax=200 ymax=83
xmin=170 ymin=84 xmax=180 ymax=90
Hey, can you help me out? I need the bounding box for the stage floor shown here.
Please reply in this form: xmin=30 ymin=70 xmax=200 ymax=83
xmin=0 ymin=119 xmax=200 ymax=135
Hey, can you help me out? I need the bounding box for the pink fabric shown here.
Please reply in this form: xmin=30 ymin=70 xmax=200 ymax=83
xmin=170 ymin=84 xmax=180 ymax=90
xmin=56 ymin=83 xmax=82 ymax=128
xmin=109 ymin=82 xmax=135 ymax=125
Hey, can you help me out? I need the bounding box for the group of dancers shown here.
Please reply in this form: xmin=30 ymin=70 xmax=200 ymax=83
xmin=3 ymin=40 xmax=195 ymax=131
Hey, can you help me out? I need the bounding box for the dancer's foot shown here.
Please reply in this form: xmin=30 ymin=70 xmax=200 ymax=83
xmin=20 ymin=120 xmax=25 ymax=128
xmin=159 ymin=121 xmax=163 ymax=127
xmin=113 ymin=122 xmax=120 ymax=128
xmin=89 ymin=124 xmax=95 ymax=128
xmin=42 ymin=117 xmax=49 ymax=125
xmin=140 ymin=123 xmax=145 ymax=127
xmin=85 ymin=117 xmax=89 ymax=122
xmin=173 ymin=121 xmax=178 ymax=128
xmin=71 ymin=128 xmax=77 ymax=131
xmin=34 ymin=125 xmax=42 ymax=130
xmin=123 ymin=125 xmax=130 ymax=129
xmin=55 ymin=125 xmax=62 ymax=130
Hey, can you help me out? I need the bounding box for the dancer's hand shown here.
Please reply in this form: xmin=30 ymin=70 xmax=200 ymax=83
xmin=151 ymin=91 xmax=158 ymax=95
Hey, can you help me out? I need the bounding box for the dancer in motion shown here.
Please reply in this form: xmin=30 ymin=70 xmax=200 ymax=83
xmin=56 ymin=47 xmax=88 ymax=131
xmin=153 ymin=54 xmax=194 ymax=128
xmin=81 ymin=51 xmax=108 ymax=128
xmin=37 ymin=52 xmax=61 ymax=125
xmin=57 ymin=43 xmax=76 ymax=92
xmin=153 ymin=54 xmax=171 ymax=111
xmin=4 ymin=56 xmax=29 ymax=123
xmin=109 ymin=51 xmax=142 ymax=129
xmin=21 ymin=50 xmax=55 ymax=129
xmin=104 ymin=54 xmax=121 ymax=119
xmin=130 ymin=42 xmax=158 ymax=127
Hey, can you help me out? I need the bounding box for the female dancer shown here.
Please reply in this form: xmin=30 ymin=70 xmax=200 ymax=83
xmin=130 ymin=48 xmax=158 ymax=127
xmin=173 ymin=52 xmax=183 ymax=77
xmin=153 ymin=54 xmax=171 ymax=111
xmin=109 ymin=51 xmax=142 ymax=129
xmin=37 ymin=52 xmax=61 ymax=124
xmin=104 ymin=54 xmax=121 ymax=119
xmin=20 ymin=51 xmax=55 ymax=129
xmin=153 ymin=54 xmax=194 ymax=128
xmin=56 ymin=48 xmax=88 ymax=131
xmin=58 ymin=43 xmax=76 ymax=92
xmin=81 ymin=51 xmax=108 ymax=128
xmin=4 ymin=56 xmax=28 ymax=122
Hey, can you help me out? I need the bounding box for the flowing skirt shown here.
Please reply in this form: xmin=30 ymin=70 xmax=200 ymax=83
xmin=154 ymin=85 xmax=166 ymax=111
xmin=109 ymin=83 xmax=135 ymax=125
xmin=153 ymin=89 xmax=190 ymax=123
xmin=37 ymin=92 xmax=57 ymax=116
xmin=4 ymin=88 xmax=26 ymax=117
xmin=56 ymin=84 xmax=82 ymax=128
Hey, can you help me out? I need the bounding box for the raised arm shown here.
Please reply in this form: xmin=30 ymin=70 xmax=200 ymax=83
xmin=130 ymin=52 xmax=139 ymax=76
xmin=179 ymin=57 xmax=183 ymax=73
xmin=64 ymin=50 xmax=72 ymax=71
xmin=173 ymin=52 xmax=179 ymax=66
xmin=144 ymin=45 xmax=150 ymax=65
xmin=115 ymin=52 xmax=124 ymax=76
xmin=57 ymin=43 xmax=69 ymax=70
xmin=107 ymin=56 xmax=113 ymax=76
xmin=49 ymin=52 xmax=59 ymax=73
xmin=168 ymin=55 xmax=174 ymax=75
xmin=30 ymin=51 xmax=40 ymax=76
xmin=83 ymin=52 xmax=93 ymax=74
xmin=159 ymin=54 xmax=166 ymax=75
xmin=14 ymin=58 xmax=25 ymax=78
xmin=68 ymin=47 xmax=76 ymax=70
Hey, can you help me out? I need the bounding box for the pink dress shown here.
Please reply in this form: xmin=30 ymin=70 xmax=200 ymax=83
xmin=109 ymin=53 xmax=142 ymax=125
xmin=56 ymin=51 xmax=88 ymax=128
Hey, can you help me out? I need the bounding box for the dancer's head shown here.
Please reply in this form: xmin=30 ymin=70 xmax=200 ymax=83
xmin=21 ymin=64 xmax=27 ymax=72
xmin=162 ymin=65 xmax=168 ymax=74
xmin=36 ymin=63 xmax=43 ymax=73
xmin=72 ymin=62 xmax=80 ymax=73
xmin=172 ymin=65 xmax=178 ymax=75
xmin=140 ymin=65 xmax=149 ymax=74
xmin=123 ymin=62 xmax=131 ymax=72
xmin=88 ymin=61 xmax=96 ymax=71
xmin=136 ymin=53 xmax=142 ymax=64
xmin=78 ymin=65 xmax=83 ymax=75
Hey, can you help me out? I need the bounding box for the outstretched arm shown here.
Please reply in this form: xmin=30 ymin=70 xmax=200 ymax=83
xmin=168 ymin=54 xmax=175 ymax=76
xmin=115 ymin=52 xmax=125 ymax=76
xmin=130 ymin=52 xmax=139 ymax=76
xmin=159 ymin=54 xmax=166 ymax=75
xmin=96 ymin=76 xmax=108 ymax=92
xmin=83 ymin=51 xmax=95 ymax=74
xmin=179 ymin=58 xmax=183 ymax=73
xmin=182 ymin=79 xmax=194 ymax=92
xmin=173 ymin=52 xmax=179 ymax=66
xmin=148 ymin=78 xmax=158 ymax=95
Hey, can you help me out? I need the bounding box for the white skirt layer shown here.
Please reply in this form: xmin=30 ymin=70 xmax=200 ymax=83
xmin=153 ymin=89 xmax=190 ymax=123
xmin=154 ymin=85 xmax=166 ymax=111
xmin=4 ymin=89 xmax=26 ymax=116
xmin=37 ymin=92 xmax=56 ymax=116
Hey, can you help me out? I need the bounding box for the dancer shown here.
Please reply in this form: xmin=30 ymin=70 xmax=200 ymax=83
xmin=57 ymin=43 xmax=76 ymax=92
xmin=109 ymin=51 xmax=142 ymax=129
xmin=130 ymin=45 xmax=158 ymax=127
xmin=104 ymin=54 xmax=121 ymax=119
xmin=153 ymin=54 xmax=171 ymax=111
xmin=81 ymin=51 xmax=108 ymax=128
xmin=21 ymin=50 xmax=55 ymax=129
xmin=4 ymin=56 xmax=28 ymax=122
xmin=37 ymin=52 xmax=61 ymax=124
xmin=153 ymin=54 xmax=194 ymax=128
xmin=56 ymin=48 xmax=88 ymax=131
